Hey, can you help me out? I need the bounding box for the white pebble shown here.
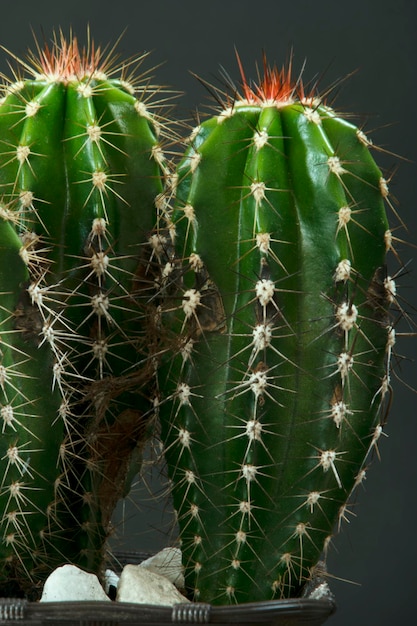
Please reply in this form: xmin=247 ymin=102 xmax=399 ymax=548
xmin=40 ymin=564 xmax=110 ymax=602
xmin=139 ymin=547 xmax=184 ymax=588
xmin=116 ymin=564 xmax=189 ymax=606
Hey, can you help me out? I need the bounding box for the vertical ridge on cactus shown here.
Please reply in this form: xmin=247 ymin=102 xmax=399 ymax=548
xmin=156 ymin=56 xmax=404 ymax=605
xmin=0 ymin=31 xmax=172 ymax=593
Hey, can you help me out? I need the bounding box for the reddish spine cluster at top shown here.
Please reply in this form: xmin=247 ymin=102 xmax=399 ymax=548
xmin=12 ymin=30 xmax=110 ymax=83
xmin=235 ymin=52 xmax=314 ymax=106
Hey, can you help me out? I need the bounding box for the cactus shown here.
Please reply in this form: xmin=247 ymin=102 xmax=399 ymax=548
xmin=0 ymin=31 xmax=170 ymax=593
xmin=156 ymin=57 xmax=403 ymax=604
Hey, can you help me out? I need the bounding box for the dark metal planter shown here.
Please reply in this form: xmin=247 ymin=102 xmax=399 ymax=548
xmin=0 ymin=596 xmax=335 ymax=626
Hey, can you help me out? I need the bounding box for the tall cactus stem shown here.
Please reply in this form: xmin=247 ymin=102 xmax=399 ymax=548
xmin=156 ymin=56 xmax=405 ymax=604
xmin=0 ymin=30 xmax=172 ymax=592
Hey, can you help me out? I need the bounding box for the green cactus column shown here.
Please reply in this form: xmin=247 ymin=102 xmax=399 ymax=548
xmin=157 ymin=60 xmax=398 ymax=604
xmin=0 ymin=217 xmax=65 ymax=594
xmin=0 ymin=32 xmax=169 ymax=591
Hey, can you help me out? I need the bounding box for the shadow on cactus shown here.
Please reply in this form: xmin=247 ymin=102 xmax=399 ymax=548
xmin=155 ymin=54 xmax=413 ymax=605
xmin=0 ymin=30 xmax=174 ymax=596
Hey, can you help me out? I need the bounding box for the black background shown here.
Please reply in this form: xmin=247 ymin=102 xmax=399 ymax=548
xmin=1 ymin=1 xmax=416 ymax=623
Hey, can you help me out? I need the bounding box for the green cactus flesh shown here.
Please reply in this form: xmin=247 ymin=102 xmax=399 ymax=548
xmin=157 ymin=63 xmax=398 ymax=604
xmin=0 ymin=33 xmax=168 ymax=590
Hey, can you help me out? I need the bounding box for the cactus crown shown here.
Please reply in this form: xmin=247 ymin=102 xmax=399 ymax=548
xmin=234 ymin=52 xmax=312 ymax=105
xmin=4 ymin=29 xmax=139 ymax=83
xmin=25 ymin=32 xmax=108 ymax=82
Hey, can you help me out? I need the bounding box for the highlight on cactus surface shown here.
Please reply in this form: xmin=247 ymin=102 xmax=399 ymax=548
xmin=154 ymin=53 xmax=412 ymax=605
xmin=0 ymin=29 xmax=174 ymax=595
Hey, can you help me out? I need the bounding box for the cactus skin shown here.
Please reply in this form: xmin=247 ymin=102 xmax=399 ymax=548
xmin=157 ymin=61 xmax=399 ymax=604
xmin=0 ymin=33 xmax=168 ymax=592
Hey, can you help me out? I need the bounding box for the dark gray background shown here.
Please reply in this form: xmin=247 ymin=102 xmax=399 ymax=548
xmin=1 ymin=1 xmax=416 ymax=623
